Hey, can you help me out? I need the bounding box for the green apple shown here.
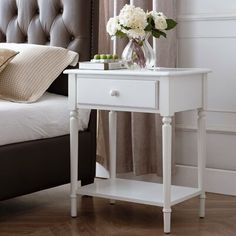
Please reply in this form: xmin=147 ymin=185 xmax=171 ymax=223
xmin=94 ymin=54 xmax=100 ymax=59
xmin=100 ymin=54 xmax=107 ymax=59
xmin=106 ymin=54 xmax=113 ymax=59
xmin=113 ymin=54 xmax=119 ymax=60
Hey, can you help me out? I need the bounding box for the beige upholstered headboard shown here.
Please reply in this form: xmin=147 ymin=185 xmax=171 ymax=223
xmin=0 ymin=0 xmax=99 ymax=95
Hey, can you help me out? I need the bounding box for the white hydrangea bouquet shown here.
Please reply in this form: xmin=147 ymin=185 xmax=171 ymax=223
xmin=106 ymin=4 xmax=177 ymax=69
xmin=107 ymin=4 xmax=177 ymax=42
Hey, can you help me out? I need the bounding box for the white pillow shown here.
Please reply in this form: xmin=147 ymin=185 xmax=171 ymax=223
xmin=0 ymin=43 xmax=79 ymax=102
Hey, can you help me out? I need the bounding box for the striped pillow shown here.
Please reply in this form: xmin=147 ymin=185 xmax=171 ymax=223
xmin=0 ymin=48 xmax=19 ymax=73
xmin=0 ymin=43 xmax=79 ymax=103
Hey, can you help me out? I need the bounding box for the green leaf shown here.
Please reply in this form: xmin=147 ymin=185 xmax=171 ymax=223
xmin=158 ymin=30 xmax=167 ymax=38
xmin=115 ymin=30 xmax=126 ymax=38
xmin=152 ymin=29 xmax=166 ymax=38
xmin=122 ymin=26 xmax=131 ymax=30
xmin=145 ymin=23 xmax=152 ymax=32
xmin=166 ymin=19 xmax=177 ymax=30
xmin=145 ymin=17 xmax=154 ymax=32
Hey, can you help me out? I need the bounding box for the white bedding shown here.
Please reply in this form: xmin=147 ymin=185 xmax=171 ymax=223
xmin=0 ymin=92 xmax=90 ymax=146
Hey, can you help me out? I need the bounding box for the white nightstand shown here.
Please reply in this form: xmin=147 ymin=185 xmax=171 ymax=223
xmin=64 ymin=68 xmax=211 ymax=233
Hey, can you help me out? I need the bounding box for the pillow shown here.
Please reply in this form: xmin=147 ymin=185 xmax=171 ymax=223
xmin=0 ymin=43 xmax=79 ymax=103
xmin=0 ymin=48 xmax=19 ymax=73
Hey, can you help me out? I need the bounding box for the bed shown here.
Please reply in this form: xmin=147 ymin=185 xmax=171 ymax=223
xmin=0 ymin=0 xmax=98 ymax=200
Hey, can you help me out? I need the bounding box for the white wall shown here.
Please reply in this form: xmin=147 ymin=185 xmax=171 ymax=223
xmin=176 ymin=0 xmax=236 ymax=195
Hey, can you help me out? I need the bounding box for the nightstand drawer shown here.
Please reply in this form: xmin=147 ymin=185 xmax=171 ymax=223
xmin=77 ymin=78 xmax=158 ymax=109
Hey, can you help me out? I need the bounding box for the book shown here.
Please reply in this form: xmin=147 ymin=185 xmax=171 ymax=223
xmin=79 ymin=61 xmax=125 ymax=70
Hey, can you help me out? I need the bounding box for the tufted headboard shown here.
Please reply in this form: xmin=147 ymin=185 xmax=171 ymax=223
xmin=0 ymin=0 xmax=99 ymax=95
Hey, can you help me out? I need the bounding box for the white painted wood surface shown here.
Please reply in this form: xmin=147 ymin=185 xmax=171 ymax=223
xmin=109 ymin=111 xmax=117 ymax=205
xmin=69 ymin=110 xmax=78 ymax=217
xmin=162 ymin=117 xmax=172 ymax=233
xmin=68 ymin=74 xmax=78 ymax=217
xmin=77 ymin=178 xmax=201 ymax=207
xmin=197 ymin=109 xmax=206 ymax=218
xmin=76 ymin=78 xmax=158 ymax=110
xmin=109 ymin=111 xmax=117 ymax=180
xmin=65 ymin=68 xmax=210 ymax=233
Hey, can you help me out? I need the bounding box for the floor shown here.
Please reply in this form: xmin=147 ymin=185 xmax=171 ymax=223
xmin=0 ymin=184 xmax=235 ymax=236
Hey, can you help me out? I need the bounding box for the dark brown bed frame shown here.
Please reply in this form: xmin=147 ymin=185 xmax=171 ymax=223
xmin=0 ymin=0 xmax=99 ymax=200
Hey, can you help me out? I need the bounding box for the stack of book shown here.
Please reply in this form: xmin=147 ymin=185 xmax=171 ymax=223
xmin=79 ymin=61 xmax=125 ymax=70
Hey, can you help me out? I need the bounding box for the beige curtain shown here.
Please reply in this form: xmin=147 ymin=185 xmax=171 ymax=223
xmin=97 ymin=0 xmax=177 ymax=176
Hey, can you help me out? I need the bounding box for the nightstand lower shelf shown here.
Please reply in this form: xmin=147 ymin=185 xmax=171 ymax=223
xmin=77 ymin=178 xmax=201 ymax=207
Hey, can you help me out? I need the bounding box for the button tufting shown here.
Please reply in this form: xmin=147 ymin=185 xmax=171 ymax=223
xmin=70 ymin=36 xmax=74 ymax=41
xmin=59 ymin=8 xmax=63 ymax=14
xmin=36 ymin=8 xmax=39 ymax=14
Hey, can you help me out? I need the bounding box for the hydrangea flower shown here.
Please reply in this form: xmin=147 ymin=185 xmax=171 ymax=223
xmin=150 ymin=11 xmax=168 ymax=30
xmin=106 ymin=4 xmax=177 ymax=43
xmin=106 ymin=16 xmax=121 ymax=37
xmin=119 ymin=4 xmax=148 ymax=31
xmin=125 ymin=28 xmax=146 ymax=40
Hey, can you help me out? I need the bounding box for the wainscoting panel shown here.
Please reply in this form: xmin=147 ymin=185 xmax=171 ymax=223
xmin=174 ymin=165 xmax=236 ymax=196
xmin=176 ymin=1 xmax=236 ymax=195
xmin=177 ymin=0 xmax=236 ymax=15
xmin=175 ymin=128 xmax=236 ymax=171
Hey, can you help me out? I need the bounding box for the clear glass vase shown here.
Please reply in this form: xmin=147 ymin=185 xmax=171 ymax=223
xmin=121 ymin=35 xmax=155 ymax=70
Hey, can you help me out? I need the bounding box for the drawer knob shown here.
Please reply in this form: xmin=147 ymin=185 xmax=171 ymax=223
xmin=109 ymin=90 xmax=119 ymax=97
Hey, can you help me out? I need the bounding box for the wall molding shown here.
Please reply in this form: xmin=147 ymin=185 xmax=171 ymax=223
xmin=176 ymin=110 xmax=236 ymax=135
xmin=178 ymin=13 xmax=236 ymax=22
xmin=176 ymin=124 xmax=236 ymax=135
xmin=174 ymin=165 xmax=236 ymax=196
xmin=207 ymin=109 xmax=236 ymax=114
xmin=177 ymin=15 xmax=236 ymax=38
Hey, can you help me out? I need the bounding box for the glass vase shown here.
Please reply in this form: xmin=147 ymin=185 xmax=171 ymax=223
xmin=121 ymin=35 xmax=155 ymax=70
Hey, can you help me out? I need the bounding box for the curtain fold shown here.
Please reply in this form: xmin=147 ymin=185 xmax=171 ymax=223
xmin=97 ymin=0 xmax=177 ymax=176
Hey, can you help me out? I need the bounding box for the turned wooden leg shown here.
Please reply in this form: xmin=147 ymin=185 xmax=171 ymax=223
xmin=197 ymin=109 xmax=206 ymax=218
xmin=70 ymin=110 xmax=79 ymax=217
xmin=109 ymin=111 xmax=117 ymax=204
xmin=162 ymin=116 xmax=172 ymax=234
